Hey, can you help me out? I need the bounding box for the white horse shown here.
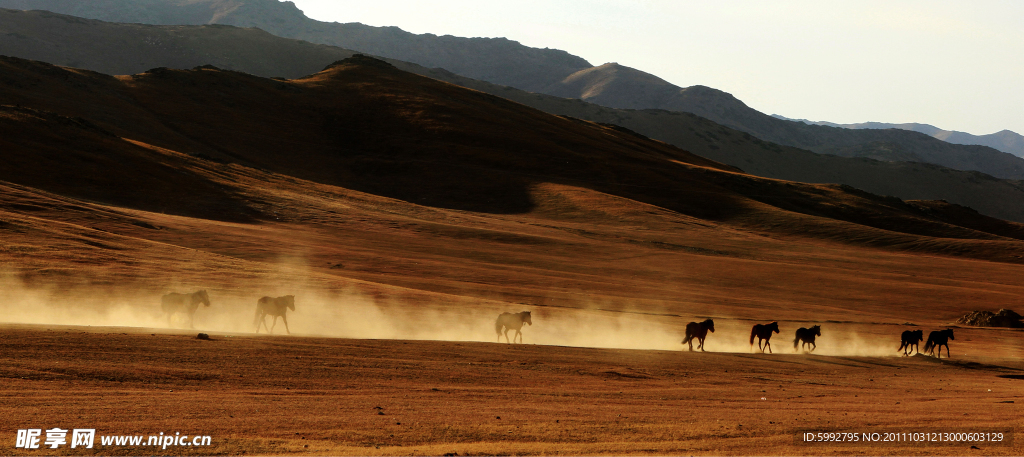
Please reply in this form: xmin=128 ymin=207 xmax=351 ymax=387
xmin=495 ymin=311 xmax=532 ymax=344
xmin=161 ymin=290 xmax=210 ymax=328
xmin=254 ymin=295 xmax=295 ymax=334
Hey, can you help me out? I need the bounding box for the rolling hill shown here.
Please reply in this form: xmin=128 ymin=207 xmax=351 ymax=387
xmin=4 ymin=54 xmax=1024 ymax=250
xmin=3 ymin=53 xmax=1024 ymax=339
xmin=5 ymin=8 xmax=1024 ymax=223
xmin=3 ymin=1 xmax=1022 ymax=184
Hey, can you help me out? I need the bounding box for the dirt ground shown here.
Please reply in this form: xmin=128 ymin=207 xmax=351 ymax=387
xmin=1 ymin=322 xmax=1021 ymax=456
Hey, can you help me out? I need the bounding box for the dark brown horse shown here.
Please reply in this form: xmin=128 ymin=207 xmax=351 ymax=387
xmin=160 ymin=290 xmax=210 ymax=328
xmin=750 ymin=321 xmax=780 ymax=353
xmin=682 ymin=318 xmax=715 ymax=352
xmin=794 ymin=325 xmax=821 ymax=352
xmin=898 ymin=329 xmax=924 ymax=356
xmin=495 ymin=311 xmax=532 ymax=344
xmin=923 ymin=329 xmax=954 ymax=358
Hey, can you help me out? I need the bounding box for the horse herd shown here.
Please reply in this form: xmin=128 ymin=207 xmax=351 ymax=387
xmin=159 ymin=293 xmax=956 ymax=358
xmin=498 ymin=313 xmax=957 ymax=358
xmin=683 ymin=319 xmax=956 ymax=357
xmin=159 ymin=290 xmax=295 ymax=334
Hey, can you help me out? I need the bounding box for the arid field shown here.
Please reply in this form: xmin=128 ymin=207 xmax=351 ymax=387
xmin=2 ymin=56 xmax=1024 ymax=455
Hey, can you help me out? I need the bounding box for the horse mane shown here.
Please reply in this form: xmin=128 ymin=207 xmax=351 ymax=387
xmin=197 ymin=289 xmax=210 ymax=306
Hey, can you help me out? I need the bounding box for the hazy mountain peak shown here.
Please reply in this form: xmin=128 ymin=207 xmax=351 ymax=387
xmin=772 ymin=114 xmax=1024 ymax=158
xmin=0 ymin=0 xmax=592 ymax=90
xmin=545 ymin=62 xmax=681 ymax=110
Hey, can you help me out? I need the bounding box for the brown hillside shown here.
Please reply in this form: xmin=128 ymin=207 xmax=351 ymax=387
xmin=4 ymin=55 xmax=1024 ymax=455
xmin=2 ymin=54 xmax=1024 ymax=326
xmin=3 ymin=55 xmax=1024 ymax=250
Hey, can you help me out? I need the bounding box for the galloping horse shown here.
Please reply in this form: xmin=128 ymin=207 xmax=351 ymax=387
xmin=898 ymin=329 xmax=924 ymax=356
xmin=495 ymin=311 xmax=532 ymax=344
xmin=923 ymin=329 xmax=954 ymax=358
xmin=161 ymin=290 xmax=210 ymax=328
xmin=794 ymin=325 xmax=821 ymax=352
xmin=682 ymin=318 xmax=715 ymax=352
xmin=750 ymin=321 xmax=780 ymax=353
xmin=254 ymin=295 xmax=295 ymax=334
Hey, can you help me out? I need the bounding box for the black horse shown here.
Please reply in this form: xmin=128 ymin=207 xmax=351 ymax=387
xmin=750 ymin=321 xmax=780 ymax=353
xmin=898 ymin=329 xmax=924 ymax=356
xmin=793 ymin=325 xmax=821 ymax=352
xmin=923 ymin=329 xmax=954 ymax=358
xmin=681 ymin=319 xmax=715 ymax=352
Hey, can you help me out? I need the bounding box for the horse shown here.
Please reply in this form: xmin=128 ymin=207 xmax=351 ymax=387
xmin=793 ymin=325 xmax=821 ymax=352
xmin=495 ymin=311 xmax=532 ymax=344
xmin=160 ymin=290 xmax=210 ymax=328
xmin=254 ymin=295 xmax=295 ymax=334
xmin=750 ymin=321 xmax=780 ymax=353
xmin=681 ymin=318 xmax=715 ymax=352
xmin=898 ymin=329 xmax=924 ymax=356
xmin=923 ymin=329 xmax=954 ymax=358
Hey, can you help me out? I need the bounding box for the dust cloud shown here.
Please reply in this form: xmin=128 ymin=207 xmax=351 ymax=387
xmin=0 ymin=269 xmax=948 ymax=358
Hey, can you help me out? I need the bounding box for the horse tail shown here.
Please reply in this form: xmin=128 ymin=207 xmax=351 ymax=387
xmin=794 ymin=335 xmax=800 ymax=349
xmin=749 ymin=327 xmax=756 ymax=346
xmin=495 ymin=316 xmax=503 ymax=336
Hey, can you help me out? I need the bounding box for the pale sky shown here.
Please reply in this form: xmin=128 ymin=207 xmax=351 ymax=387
xmin=292 ymin=1 xmax=1024 ymax=136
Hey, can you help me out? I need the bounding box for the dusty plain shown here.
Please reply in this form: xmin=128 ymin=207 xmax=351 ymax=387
xmin=1 ymin=56 xmax=1024 ymax=455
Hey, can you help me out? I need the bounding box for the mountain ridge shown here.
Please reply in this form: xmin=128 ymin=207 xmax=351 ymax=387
xmin=4 ymin=9 xmax=1024 ymax=222
xmin=0 ymin=0 xmax=592 ymax=90
xmin=772 ymin=114 xmax=1024 ymax=158
xmin=4 ymin=0 xmax=1021 ymax=181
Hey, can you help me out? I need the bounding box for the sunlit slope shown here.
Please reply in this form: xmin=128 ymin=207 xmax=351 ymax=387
xmin=5 ymin=8 xmax=1024 ymax=222
xmin=3 ymin=55 xmax=1024 ymax=328
xmin=3 ymin=55 xmax=1024 ymax=247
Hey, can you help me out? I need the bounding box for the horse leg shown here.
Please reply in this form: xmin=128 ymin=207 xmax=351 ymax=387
xmin=944 ymin=344 xmax=950 ymax=358
xmin=282 ymin=315 xmax=290 ymax=335
xmin=699 ymin=336 xmax=706 ymax=352
xmin=515 ymin=329 xmax=522 ymax=344
xmin=270 ymin=316 xmax=279 ymax=334
xmin=502 ymin=328 xmax=510 ymax=344
xmin=260 ymin=315 xmax=270 ymax=333
xmin=766 ymin=340 xmax=773 ymax=354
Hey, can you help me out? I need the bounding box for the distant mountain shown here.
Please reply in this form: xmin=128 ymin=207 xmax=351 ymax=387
xmin=540 ymin=62 xmax=1024 ymax=180
xmin=0 ymin=8 xmax=360 ymax=78
xmin=772 ymin=114 xmax=1024 ymax=159
xmin=0 ymin=0 xmax=592 ymax=91
xmin=5 ymin=9 xmax=1024 ymax=222
xmin=5 ymin=0 xmax=1022 ymax=182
